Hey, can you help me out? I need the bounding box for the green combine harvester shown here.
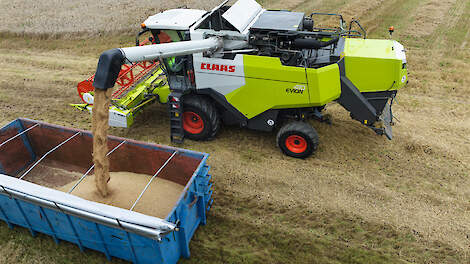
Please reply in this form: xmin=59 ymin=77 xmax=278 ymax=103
xmin=76 ymin=0 xmax=408 ymax=158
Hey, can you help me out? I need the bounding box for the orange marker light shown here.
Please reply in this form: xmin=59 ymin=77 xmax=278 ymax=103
xmin=141 ymin=23 xmax=146 ymax=29
xmin=388 ymin=26 xmax=395 ymax=39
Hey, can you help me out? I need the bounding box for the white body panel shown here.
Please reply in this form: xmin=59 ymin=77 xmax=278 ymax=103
xmin=143 ymin=9 xmax=206 ymax=30
xmin=108 ymin=107 xmax=129 ymax=128
xmin=194 ymin=54 xmax=246 ymax=95
xmin=190 ymin=29 xmax=247 ymax=95
xmin=393 ymin=41 xmax=407 ymax=64
xmin=84 ymin=105 xmax=130 ymax=128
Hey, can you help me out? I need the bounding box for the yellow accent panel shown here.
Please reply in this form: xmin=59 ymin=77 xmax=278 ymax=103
xmin=225 ymin=55 xmax=310 ymax=119
xmin=226 ymin=78 xmax=311 ymax=119
xmin=345 ymin=56 xmax=401 ymax=92
xmin=344 ymin=38 xmax=396 ymax=60
xmin=343 ymin=38 xmax=403 ymax=92
xmin=306 ymin=64 xmax=341 ymax=106
xmin=243 ymin=55 xmax=307 ymax=83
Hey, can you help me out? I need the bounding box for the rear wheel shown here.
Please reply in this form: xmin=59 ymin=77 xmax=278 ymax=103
xmin=277 ymin=121 xmax=319 ymax=158
xmin=182 ymin=96 xmax=220 ymax=140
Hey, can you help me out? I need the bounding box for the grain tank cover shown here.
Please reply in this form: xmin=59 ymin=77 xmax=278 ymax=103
xmin=143 ymin=9 xmax=207 ymax=30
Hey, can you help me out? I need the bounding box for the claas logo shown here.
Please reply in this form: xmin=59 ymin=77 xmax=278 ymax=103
xmin=201 ymin=63 xmax=235 ymax=72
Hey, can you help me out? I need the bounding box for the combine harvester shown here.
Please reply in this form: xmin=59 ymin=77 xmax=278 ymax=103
xmin=76 ymin=0 xmax=407 ymax=158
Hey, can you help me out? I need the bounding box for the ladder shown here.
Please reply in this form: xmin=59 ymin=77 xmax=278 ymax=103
xmin=169 ymin=91 xmax=184 ymax=144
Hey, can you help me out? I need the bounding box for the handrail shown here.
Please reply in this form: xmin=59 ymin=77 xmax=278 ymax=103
xmin=130 ymin=151 xmax=178 ymax=211
xmin=0 ymin=123 xmax=39 ymax=148
xmin=310 ymin=12 xmax=345 ymax=31
xmin=19 ymin=132 xmax=81 ymax=180
xmin=348 ymin=19 xmax=367 ymax=39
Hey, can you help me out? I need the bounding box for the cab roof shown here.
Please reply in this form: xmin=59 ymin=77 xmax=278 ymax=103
xmin=143 ymin=0 xmax=264 ymax=33
xmin=143 ymin=9 xmax=207 ymax=30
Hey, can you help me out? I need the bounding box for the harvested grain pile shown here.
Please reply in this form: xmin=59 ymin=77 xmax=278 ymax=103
xmin=60 ymin=172 xmax=184 ymax=219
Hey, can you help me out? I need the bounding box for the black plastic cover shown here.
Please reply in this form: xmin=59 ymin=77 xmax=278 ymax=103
xmin=93 ymin=49 xmax=125 ymax=90
xmin=303 ymin=17 xmax=314 ymax=31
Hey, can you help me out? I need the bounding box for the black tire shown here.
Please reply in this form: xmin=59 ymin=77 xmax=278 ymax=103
xmin=276 ymin=121 xmax=319 ymax=158
xmin=182 ymin=95 xmax=220 ymax=141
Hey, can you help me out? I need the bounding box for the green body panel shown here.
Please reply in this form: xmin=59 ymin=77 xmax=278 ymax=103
xmin=306 ymin=64 xmax=341 ymax=106
xmin=343 ymin=38 xmax=407 ymax=92
xmin=225 ymin=55 xmax=311 ymax=119
xmin=243 ymin=55 xmax=307 ymax=83
xmin=225 ymin=55 xmax=344 ymax=118
xmin=399 ymin=67 xmax=408 ymax=89
xmin=344 ymin=39 xmax=397 ymax=59
xmin=157 ymin=85 xmax=171 ymax=103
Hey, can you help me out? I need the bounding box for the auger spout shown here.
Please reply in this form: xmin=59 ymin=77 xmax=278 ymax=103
xmin=93 ymin=37 xmax=223 ymax=90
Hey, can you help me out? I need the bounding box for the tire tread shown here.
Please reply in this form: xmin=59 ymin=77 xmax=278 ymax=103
xmin=276 ymin=121 xmax=319 ymax=158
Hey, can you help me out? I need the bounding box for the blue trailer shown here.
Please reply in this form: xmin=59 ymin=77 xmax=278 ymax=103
xmin=0 ymin=118 xmax=213 ymax=264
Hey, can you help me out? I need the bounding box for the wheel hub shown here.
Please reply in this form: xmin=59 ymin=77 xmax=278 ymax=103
xmin=183 ymin=111 xmax=204 ymax=134
xmin=285 ymin=135 xmax=307 ymax=153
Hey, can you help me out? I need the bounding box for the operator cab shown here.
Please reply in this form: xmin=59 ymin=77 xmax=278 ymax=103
xmin=139 ymin=9 xmax=209 ymax=87
xmin=144 ymin=9 xmax=204 ymax=44
xmin=141 ymin=8 xmax=206 ymax=44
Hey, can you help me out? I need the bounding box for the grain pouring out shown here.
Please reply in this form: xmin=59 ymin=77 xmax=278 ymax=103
xmin=91 ymin=89 xmax=112 ymax=196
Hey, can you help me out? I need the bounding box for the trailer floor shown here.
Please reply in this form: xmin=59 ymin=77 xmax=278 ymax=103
xmin=19 ymin=163 xmax=83 ymax=189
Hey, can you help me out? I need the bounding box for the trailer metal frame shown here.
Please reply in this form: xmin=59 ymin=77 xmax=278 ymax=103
xmin=0 ymin=118 xmax=213 ymax=264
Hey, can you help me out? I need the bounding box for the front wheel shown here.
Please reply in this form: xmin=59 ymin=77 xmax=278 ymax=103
xmin=182 ymin=96 xmax=220 ymax=140
xmin=276 ymin=121 xmax=319 ymax=158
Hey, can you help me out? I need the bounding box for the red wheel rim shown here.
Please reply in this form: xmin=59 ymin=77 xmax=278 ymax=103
xmin=285 ymin=135 xmax=307 ymax=153
xmin=183 ymin=112 xmax=204 ymax=134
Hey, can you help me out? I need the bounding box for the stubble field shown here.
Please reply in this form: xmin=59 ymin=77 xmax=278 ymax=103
xmin=0 ymin=0 xmax=469 ymax=263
